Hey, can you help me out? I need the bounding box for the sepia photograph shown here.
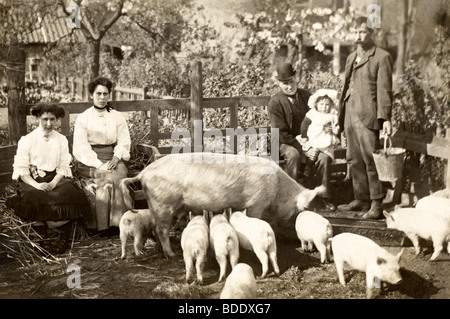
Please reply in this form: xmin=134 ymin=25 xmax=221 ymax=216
xmin=0 ymin=0 xmax=449 ymax=304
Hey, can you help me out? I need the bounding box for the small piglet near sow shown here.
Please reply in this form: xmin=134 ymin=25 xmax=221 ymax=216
xmin=384 ymin=207 xmax=450 ymax=261
xmin=119 ymin=209 xmax=156 ymax=259
xmin=295 ymin=211 xmax=333 ymax=263
xmin=219 ymin=263 xmax=257 ymax=299
xmin=230 ymin=210 xmax=280 ymax=278
xmin=209 ymin=212 xmax=240 ymax=282
xmin=181 ymin=212 xmax=210 ymax=284
xmin=332 ymin=233 xmax=403 ymax=299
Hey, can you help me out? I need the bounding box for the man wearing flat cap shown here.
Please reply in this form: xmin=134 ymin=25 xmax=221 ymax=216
xmin=268 ymin=62 xmax=335 ymax=211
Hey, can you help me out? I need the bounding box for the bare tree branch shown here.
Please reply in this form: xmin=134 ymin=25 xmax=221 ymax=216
xmin=98 ymin=0 xmax=125 ymax=37
xmin=127 ymin=15 xmax=161 ymax=41
xmin=127 ymin=15 xmax=181 ymax=52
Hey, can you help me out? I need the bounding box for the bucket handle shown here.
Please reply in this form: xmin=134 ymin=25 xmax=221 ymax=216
xmin=383 ymin=134 xmax=392 ymax=156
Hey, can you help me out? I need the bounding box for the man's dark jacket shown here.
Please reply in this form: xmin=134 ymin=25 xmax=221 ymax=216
xmin=268 ymin=88 xmax=311 ymax=154
xmin=338 ymin=45 xmax=393 ymax=131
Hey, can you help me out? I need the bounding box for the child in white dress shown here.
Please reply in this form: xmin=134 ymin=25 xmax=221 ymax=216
xmin=297 ymin=89 xmax=340 ymax=176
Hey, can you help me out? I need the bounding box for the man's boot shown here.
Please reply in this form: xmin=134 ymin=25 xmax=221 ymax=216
xmin=362 ymin=199 xmax=383 ymax=219
xmin=337 ymin=199 xmax=370 ymax=212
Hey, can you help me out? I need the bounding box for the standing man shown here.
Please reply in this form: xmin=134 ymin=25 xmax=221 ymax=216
xmin=268 ymin=62 xmax=335 ymax=211
xmin=337 ymin=17 xmax=394 ymax=219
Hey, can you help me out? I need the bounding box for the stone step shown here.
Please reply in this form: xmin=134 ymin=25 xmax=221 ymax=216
xmin=279 ymin=212 xmax=407 ymax=247
xmin=319 ymin=211 xmax=407 ymax=247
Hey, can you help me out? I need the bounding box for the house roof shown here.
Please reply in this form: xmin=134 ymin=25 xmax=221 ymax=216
xmin=9 ymin=5 xmax=85 ymax=45
xmin=19 ymin=18 xmax=83 ymax=44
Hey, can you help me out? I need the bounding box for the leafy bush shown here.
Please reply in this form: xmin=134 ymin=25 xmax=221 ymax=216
xmin=392 ymin=26 xmax=449 ymax=135
xmin=391 ymin=26 xmax=449 ymax=192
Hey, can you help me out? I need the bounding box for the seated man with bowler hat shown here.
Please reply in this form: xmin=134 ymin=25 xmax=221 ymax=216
xmin=268 ymin=62 xmax=335 ymax=211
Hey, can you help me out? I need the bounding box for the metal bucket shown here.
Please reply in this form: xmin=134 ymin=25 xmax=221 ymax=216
xmin=373 ymin=136 xmax=406 ymax=182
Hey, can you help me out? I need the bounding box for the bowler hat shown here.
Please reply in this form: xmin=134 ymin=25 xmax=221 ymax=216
xmin=276 ymin=62 xmax=296 ymax=81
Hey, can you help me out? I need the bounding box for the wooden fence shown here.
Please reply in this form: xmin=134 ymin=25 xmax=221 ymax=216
xmin=59 ymin=76 xmax=89 ymax=101
xmin=1 ymin=60 xmax=450 ymax=194
xmin=0 ymin=62 xmax=279 ymax=183
xmin=391 ymin=128 xmax=450 ymax=190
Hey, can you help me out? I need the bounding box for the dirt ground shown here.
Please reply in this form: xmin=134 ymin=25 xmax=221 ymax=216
xmin=1 ymin=176 xmax=449 ymax=301
xmin=0 ymin=221 xmax=449 ymax=300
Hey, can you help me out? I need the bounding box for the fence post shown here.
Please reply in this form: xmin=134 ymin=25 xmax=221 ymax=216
xmin=190 ymin=61 xmax=203 ymax=152
xmin=150 ymin=104 xmax=159 ymax=149
xmin=60 ymin=106 xmax=71 ymax=147
xmin=230 ymin=100 xmax=239 ymax=155
xmin=111 ymin=86 xmax=116 ymax=101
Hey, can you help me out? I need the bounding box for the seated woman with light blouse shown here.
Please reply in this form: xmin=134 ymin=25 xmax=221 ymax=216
xmin=73 ymin=76 xmax=131 ymax=233
xmin=7 ymin=102 xmax=91 ymax=252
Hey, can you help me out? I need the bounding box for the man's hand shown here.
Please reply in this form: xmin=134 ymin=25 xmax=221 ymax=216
xmin=305 ymin=147 xmax=319 ymax=161
xmin=382 ymin=120 xmax=392 ymax=136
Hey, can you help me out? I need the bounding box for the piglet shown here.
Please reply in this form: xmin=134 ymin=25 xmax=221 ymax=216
xmin=229 ymin=210 xmax=280 ymax=278
xmin=119 ymin=209 xmax=156 ymax=259
xmin=415 ymin=195 xmax=450 ymax=219
xmin=384 ymin=208 xmax=450 ymax=260
xmin=332 ymin=232 xmax=403 ymax=299
xmin=209 ymin=211 xmax=240 ymax=282
xmin=219 ymin=263 xmax=257 ymax=299
xmin=430 ymin=188 xmax=450 ymax=199
xmin=295 ymin=211 xmax=333 ymax=263
xmin=180 ymin=211 xmax=210 ymax=284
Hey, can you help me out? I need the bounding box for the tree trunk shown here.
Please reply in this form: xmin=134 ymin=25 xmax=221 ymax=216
xmin=6 ymin=45 xmax=27 ymax=144
xmin=296 ymin=34 xmax=304 ymax=82
xmin=343 ymin=0 xmax=350 ymax=14
xmin=89 ymin=39 xmax=101 ymax=80
xmin=395 ymin=0 xmax=409 ymax=92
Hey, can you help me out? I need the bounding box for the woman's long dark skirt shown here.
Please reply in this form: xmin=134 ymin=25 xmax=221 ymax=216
xmin=7 ymin=171 xmax=92 ymax=222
